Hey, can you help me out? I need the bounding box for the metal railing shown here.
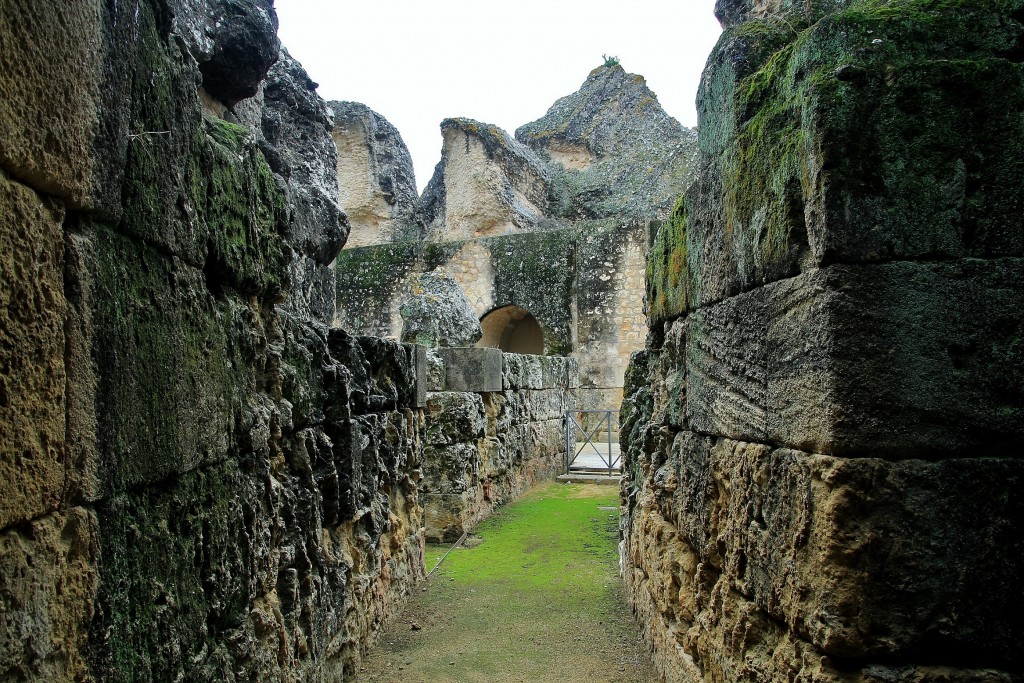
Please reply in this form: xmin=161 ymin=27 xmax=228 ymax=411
xmin=565 ymin=410 xmax=621 ymax=475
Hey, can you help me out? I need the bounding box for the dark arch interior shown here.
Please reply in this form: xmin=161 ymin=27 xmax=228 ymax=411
xmin=478 ymin=306 xmax=544 ymax=355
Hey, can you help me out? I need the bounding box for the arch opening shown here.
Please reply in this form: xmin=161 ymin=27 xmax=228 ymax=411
xmin=478 ymin=306 xmax=544 ymax=355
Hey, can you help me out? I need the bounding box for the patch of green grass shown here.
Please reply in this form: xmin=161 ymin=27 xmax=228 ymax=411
xmin=360 ymin=483 xmax=651 ymax=682
xmin=438 ymin=483 xmax=619 ymax=594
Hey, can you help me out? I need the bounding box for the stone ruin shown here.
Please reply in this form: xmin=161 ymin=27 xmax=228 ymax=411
xmin=331 ymin=66 xmax=697 ymax=412
xmin=0 ymin=0 xmax=1022 ymax=682
xmin=622 ymin=0 xmax=1024 ymax=680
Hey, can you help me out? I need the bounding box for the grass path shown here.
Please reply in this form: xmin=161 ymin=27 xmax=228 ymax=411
xmin=356 ymin=483 xmax=655 ymax=683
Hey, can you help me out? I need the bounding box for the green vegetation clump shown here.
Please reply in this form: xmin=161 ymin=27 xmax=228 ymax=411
xmin=602 ymin=54 xmax=620 ymax=67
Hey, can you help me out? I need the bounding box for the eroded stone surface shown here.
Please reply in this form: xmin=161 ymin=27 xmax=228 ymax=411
xmin=0 ymin=509 xmax=98 ymax=682
xmin=421 ymin=355 xmax=578 ymax=541
xmin=0 ymin=1 xmax=428 ymax=680
xmin=420 ymin=118 xmax=553 ymax=242
xmin=330 ymin=101 xmax=419 ymax=248
xmin=0 ymin=172 xmax=67 ymax=528
xmin=399 ymin=270 xmax=482 ymax=349
xmin=0 ymin=0 xmax=101 ymax=205
xmin=626 ymin=1 xmax=1024 ymax=680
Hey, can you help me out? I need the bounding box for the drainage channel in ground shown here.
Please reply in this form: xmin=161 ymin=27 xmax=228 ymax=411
xmin=356 ymin=482 xmax=656 ymax=683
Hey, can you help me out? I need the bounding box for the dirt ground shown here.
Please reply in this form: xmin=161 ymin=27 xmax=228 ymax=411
xmin=355 ymin=483 xmax=657 ymax=683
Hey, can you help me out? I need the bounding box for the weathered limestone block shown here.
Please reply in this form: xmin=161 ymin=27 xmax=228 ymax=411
xmin=399 ymin=270 xmax=482 ymax=348
xmin=529 ymin=419 xmax=566 ymax=460
xmin=90 ymin=459 xmax=289 ymax=681
xmin=425 ymin=348 xmax=446 ymax=392
xmin=85 ymin=228 xmax=246 ymax=493
xmin=420 ymin=118 xmax=552 ymax=242
xmin=516 ymin=65 xmax=696 ymax=221
xmin=648 ymin=2 xmax=1024 ymax=320
xmin=496 ymin=422 xmax=532 ymax=466
xmin=423 ymin=493 xmax=478 ymax=543
xmin=502 ymin=354 xmax=579 ymax=391
xmin=646 ymin=317 xmax=686 ymax=429
xmin=0 ymin=172 xmax=67 ymax=528
xmin=192 ymin=115 xmax=290 ymax=296
xmin=526 ymin=389 xmax=572 ymax=422
xmin=355 ymin=335 xmax=421 ymax=412
xmin=336 ymin=464 xmax=424 ymax=675
xmin=502 ymin=352 xmax=544 ymax=390
xmin=0 ymin=508 xmax=98 ymax=682
xmin=332 ymin=241 xmax=419 ymax=337
xmin=624 ymin=428 xmax=1024 ymax=678
xmin=487 ymin=391 xmax=529 ymax=434
xmin=540 ymin=355 xmax=580 ymax=390
xmin=629 ymin=2 xmax=1024 ymax=681
xmin=63 ymin=233 xmax=101 ymax=504
xmin=321 ymin=330 xmax=420 ymax=417
xmin=438 ymin=347 xmax=503 ymax=392
xmin=261 ymin=48 xmax=346 ymax=266
xmin=424 ymin=392 xmax=486 ymax=446
xmin=0 ymin=0 xmax=101 ymax=204
xmin=410 ymin=344 xmax=428 ymax=408
xmin=685 ymin=260 xmax=1024 ymax=457
xmin=422 ymin=444 xmax=479 ymax=495
xmin=195 ymin=0 xmax=279 ymax=106
xmin=261 ymin=49 xmax=346 ymax=323
xmin=330 ymin=101 xmax=419 ymax=248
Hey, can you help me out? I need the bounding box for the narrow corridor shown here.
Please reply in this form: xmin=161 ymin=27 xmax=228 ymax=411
xmin=356 ymin=483 xmax=655 ymax=682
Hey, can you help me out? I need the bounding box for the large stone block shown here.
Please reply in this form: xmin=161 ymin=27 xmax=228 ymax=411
xmin=648 ymin=4 xmax=1024 ymax=321
xmin=421 ymin=444 xmax=479 ymax=495
xmin=624 ymin=427 xmax=1024 ymax=678
xmin=686 ymin=260 xmax=1024 ymax=457
xmin=665 ymin=433 xmax=1024 ymax=665
xmin=63 ymin=233 xmax=101 ymax=505
xmin=90 ymin=459 xmax=271 ymax=682
xmin=0 ymin=508 xmax=98 ymax=682
xmin=423 ymin=492 xmax=477 ymax=543
xmin=502 ymin=352 xmax=543 ymax=390
xmin=86 ymin=227 xmax=245 ymax=493
xmin=0 ymin=172 xmax=67 ymax=528
xmin=438 ymin=347 xmax=502 ymax=392
xmin=424 ymin=392 xmax=485 ymax=446
xmin=0 ymin=0 xmax=101 ymax=204
xmin=527 ymin=389 xmax=573 ymax=422
xmin=539 ymin=355 xmax=579 ymax=390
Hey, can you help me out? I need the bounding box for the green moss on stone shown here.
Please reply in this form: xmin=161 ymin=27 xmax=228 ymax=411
xmin=334 ymin=242 xmax=419 ymax=333
xmin=647 ymin=198 xmax=692 ymax=323
xmin=648 ymin=0 xmax=1024 ymax=325
xmin=191 ymin=115 xmax=289 ymax=296
xmin=486 ymin=230 xmax=576 ymax=355
xmin=91 ymin=460 xmax=254 ymax=681
xmin=90 ymin=226 xmax=240 ymax=494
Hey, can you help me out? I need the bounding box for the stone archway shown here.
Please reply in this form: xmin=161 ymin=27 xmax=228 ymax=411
xmin=478 ymin=306 xmax=544 ymax=355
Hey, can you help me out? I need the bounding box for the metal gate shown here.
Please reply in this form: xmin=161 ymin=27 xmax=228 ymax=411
xmin=564 ymin=410 xmax=620 ymax=475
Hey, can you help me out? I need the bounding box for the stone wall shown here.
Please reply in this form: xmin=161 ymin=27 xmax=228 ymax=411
xmin=332 ymin=65 xmax=696 ymax=415
xmin=0 ymin=1 xmax=425 ymax=680
xmin=335 ymin=221 xmax=647 ymax=411
xmin=622 ymin=1 xmax=1024 ymax=681
xmin=421 ymin=352 xmax=579 ymax=542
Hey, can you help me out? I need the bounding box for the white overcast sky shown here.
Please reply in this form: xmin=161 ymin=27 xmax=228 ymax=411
xmin=275 ymin=1 xmax=723 ymax=191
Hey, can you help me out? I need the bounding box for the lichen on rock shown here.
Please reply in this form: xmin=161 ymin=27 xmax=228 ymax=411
xmin=625 ymin=1 xmax=1024 ymax=681
xmin=399 ymin=270 xmax=483 ymax=348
